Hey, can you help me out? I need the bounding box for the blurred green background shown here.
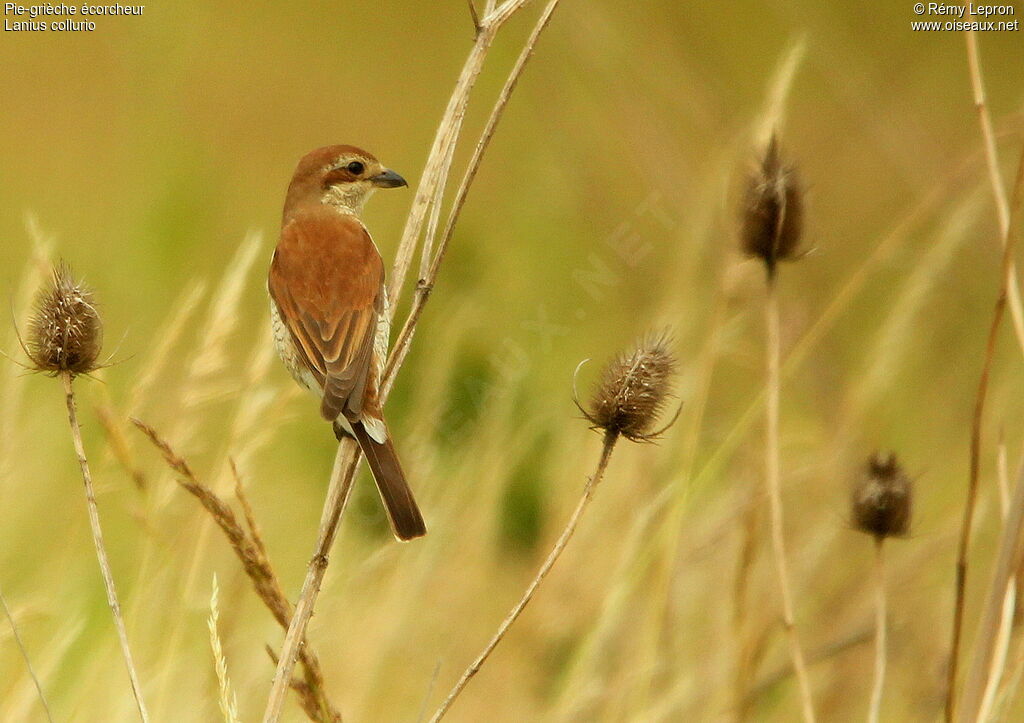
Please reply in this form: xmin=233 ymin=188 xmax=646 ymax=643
xmin=2 ymin=1 xmax=1024 ymax=721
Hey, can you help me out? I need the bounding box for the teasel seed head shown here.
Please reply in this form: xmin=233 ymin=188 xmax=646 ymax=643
xmin=852 ymin=452 xmax=913 ymax=542
xmin=25 ymin=262 xmax=103 ymax=377
xmin=579 ymin=332 xmax=679 ymax=442
xmin=740 ymin=134 xmax=804 ymax=280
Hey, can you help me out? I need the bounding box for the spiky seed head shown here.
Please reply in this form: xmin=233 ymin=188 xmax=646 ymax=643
xmin=852 ymin=452 xmax=913 ymax=541
xmin=740 ymin=135 xmax=804 ymax=278
xmin=26 ymin=262 xmax=103 ymax=376
xmin=583 ymin=333 xmax=677 ymax=442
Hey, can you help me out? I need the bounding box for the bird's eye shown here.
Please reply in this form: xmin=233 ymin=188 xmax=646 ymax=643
xmin=346 ymin=161 xmax=365 ymax=175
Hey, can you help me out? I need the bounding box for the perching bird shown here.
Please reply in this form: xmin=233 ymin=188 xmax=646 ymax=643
xmin=268 ymin=145 xmax=426 ymax=541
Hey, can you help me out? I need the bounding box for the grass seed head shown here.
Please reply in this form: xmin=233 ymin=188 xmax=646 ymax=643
xmin=852 ymin=452 xmax=913 ymax=541
xmin=26 ymin=262 xmax=103 ymax=376
xmin=740 ymin=134 xmax=804 ymax=278
xmin=583 ymin=332 xmax=677 ymax=442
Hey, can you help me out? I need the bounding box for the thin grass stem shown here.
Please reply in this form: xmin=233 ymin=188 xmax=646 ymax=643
xmin=429 ymin=431 xmax=619 ymax=722
xmin=867 ymin=541 xmax=887 ymax=723
xmin=0 ymin=583 xmax=53 ymax=723
xmin=957 ymin=451 xmax=1024 ymax=722
xmin=977 ymin=584 xmax=1016 ymax=722
xmin=61 ymin=371 xmax=149 ymax=722
xmin=976 ymin=438 xmax=1017 ymax=722
xmin=947 ymin=145 xmax=1024 ymax=723
xmin=208 ymin=574 xmax=240 ymax=723
xmin=383 ymin=0 xmax=562 ymax=398
xmin=764 ymin=281 xmax=816 ymax=723
xmin=261 ymin=440 xmax=359 ymax=723
xmin=133 ymin=416 xmax=341 ymax=721
xmin=964 ymin=29 xmax=1024 ymax=360
xmin=732 ymin=491 xmax=762 ymax=722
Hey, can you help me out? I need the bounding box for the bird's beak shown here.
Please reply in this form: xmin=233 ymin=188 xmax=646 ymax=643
xmin=370 ymin=169 xmax=408 ymax=188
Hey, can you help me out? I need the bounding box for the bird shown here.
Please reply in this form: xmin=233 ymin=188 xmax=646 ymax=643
xmin=268 ymin=145 xmax=426 ymax=541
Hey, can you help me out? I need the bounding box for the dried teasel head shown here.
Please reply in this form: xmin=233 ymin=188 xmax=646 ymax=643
xmin=24 ymin=262 xmax=103 ymax=376
xmin=740 ymin=134 xmax=804 ymax=279
xmin=579 ymin=332 xmax=678 ymax=442
xmin=852 ymin=452 xmax=913 ymax=541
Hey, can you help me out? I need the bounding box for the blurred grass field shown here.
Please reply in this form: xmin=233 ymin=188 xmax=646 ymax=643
xmin=2 ymin=1 xmax=1024 ymax=720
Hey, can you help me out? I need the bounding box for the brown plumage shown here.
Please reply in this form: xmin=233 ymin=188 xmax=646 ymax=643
xmin=269 ymin=145 xmax=425 ymax=540
xmin=270 ymin=209 xmax=382 ymax=422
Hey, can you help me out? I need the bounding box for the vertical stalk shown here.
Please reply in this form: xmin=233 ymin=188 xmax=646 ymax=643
xmin=261 ymin=439 xmax=360 ymax=723
xmin=764 ymin=281 xmax=816 ymax=723
xmin=868 ymin=541 xmax=887 ymax=723
xmin=946 ymin=125 xmax=1024 ymax=723
xmin=61 ymin=371 xmax=149 ymax=722
xmin=0 ymin=583 xmax=53 ymax=722
xmin=429 ymin=431 xmax=618 ymax=721
xmin=732 ymin=493 xmax=761 ymax=721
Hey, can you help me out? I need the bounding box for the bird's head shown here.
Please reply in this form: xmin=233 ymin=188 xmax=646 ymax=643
xmin=284 ymin=145 xmax=407 ymax=219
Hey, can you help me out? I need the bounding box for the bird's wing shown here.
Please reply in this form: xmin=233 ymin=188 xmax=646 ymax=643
xmin=268 ymin=208 xmax=384 ymax=422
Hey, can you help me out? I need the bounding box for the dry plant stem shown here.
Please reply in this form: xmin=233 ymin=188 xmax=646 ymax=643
xmin=996 ymin=434 xmax=1011 ymax=510
xmin=232 ymin=457 xmax=270 ymax=562
xmin=131 ymin=419 xmax=339 ymax=722
xmin=732 ymin=491 xmax=762 ymax=722
xmin=0 ymin=584 xmax=53 ymax=723
xmin=763 ymin=281 xmax=816 ymax=723
xmin=868 ymin=541 xmax=887 ymax=723
xmin=383 ymin=0 xmax=562 ymax=395
xmin=989 ymin=438 xmax=1024 ymax=714
xmin=262 ymin=440 xmax=360 ymax=723
xmin=976 ymin=439 xmax=1016 ymax=722
xmin=958 ymin=456 xmax=1024 ymax=721
xmin=386 ymin=0 xmax=535 ymax=316
xmin=947 ymin=274 xmax=1005 ymax=722
xmin=429 ymin=431 xmax=619 ymax=722
xmin=208 ymin=575 xmax=240 ymax=723
xmin=263 ymin=3 xmax=555 ymax=720
xmin=466 ymin=0 xmax=481 ymax=32
xmin=977 ymin=584 xmax=1016 ymax=722
xmin=742 ymin=628 xmax=873 ymax=709
xmin=61 ymin=372 xmax=149 ymax=723
xmin=947 ymin=148 xmax=1024 ymax=722
xmin=694 ymin=148 xmax=1000 ymax=509
xmin=964 ymin=28 xmax=1024 ymax=359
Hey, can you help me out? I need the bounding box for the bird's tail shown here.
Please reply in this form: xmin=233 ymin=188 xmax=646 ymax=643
xmin=348 ymin=420 xmax=427 ymax=541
